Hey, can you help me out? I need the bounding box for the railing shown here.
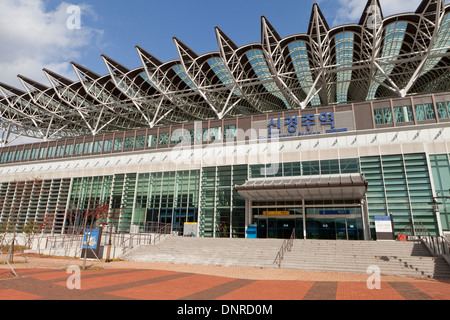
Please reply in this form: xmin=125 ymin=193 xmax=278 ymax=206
xmin=29 ymin=222 xmax=173 ymax=258
xmin=406 ymin=222 xmax=450 ymax=256
xmin=273 ymin=229 xmax=296 ymax=269
xmin=118 ymin=233 xmax=153 ymax=256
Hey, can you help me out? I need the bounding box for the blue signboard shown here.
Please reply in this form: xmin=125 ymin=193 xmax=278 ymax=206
xmin=319 ymin=210 xmax=350 ymax=215
xmin=82 ymin=229 xmax=100 ymax=250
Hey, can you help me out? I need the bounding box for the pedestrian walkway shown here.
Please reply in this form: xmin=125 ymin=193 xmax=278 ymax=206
xmin=0 ymin=255 xmax=449 ymax=300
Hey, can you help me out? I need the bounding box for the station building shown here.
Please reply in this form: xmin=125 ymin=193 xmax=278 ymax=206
xmin=0 ymin=0 xmax=449 ymax=240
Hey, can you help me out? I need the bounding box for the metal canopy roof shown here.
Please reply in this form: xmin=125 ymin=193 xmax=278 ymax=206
xmin=235 ymin=173 xmax=368 ymax=201
xmin=0 ymin=0 xmax=449 ymax=142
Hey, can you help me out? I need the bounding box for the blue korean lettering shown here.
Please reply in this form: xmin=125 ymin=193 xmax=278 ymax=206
xmin=284 ymin=116 xmax=298 ymax=133
xmin=301 ymin=114 xmax=316 ymax=131
xmin=319 ymin=112 xmax=335 ymax=129
xmin=268 ymin=118 xmax=281 ymax=134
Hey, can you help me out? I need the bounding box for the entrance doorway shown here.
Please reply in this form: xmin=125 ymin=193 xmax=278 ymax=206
xmin=256 ymin=216 xmax=363 ymax=240
xmin=306 ymin=217 xmax=363 ymax=240
xmin=256 ymin=217 xmax=302 ymax=239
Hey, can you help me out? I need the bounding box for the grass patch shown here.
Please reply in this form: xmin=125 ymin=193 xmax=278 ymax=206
xmin=1 ymin=245 xmax=29 ymax=253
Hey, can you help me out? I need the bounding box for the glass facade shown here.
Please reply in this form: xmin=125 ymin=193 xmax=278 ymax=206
xmin=246 ymin=49 xmax=290 ymax=108
xmin=367 ymin=21 xmax=407 ymax=100
xmin=0 ymin=92 xmax=448 ymax=238
xmin=200 ymin=165 xmax=247 ymax=238
xmin=288 ymin=40 xmax=321 ymax=106
xmin=374 ymin=107 xmax=393 ymax=125
xmin=419 ymin=12 xmax=450 ymax=77
xmin=335 ymin=32 xmax=354 ymax=104
xmin=208 ymin=57 xmax=242 ymax=96
xmin=249 ymin=158 xmax=359 ymax=178
xmin=373 ymin=98 xmax=446 ymax=126
xmin=66 ymin=170 xmax=200 ymax=234
xmin=0 ymin=178 xmax=71 ymax=233
xmin=430 ymin=154 xmax=450 ymax=231
xmin=0 ymin=152 xmax=445 ymax=238
xmin=249 ymin=158 xmax=363 ymax=240
xmin=360 ymin=154 xmax=437 ymax=236
xmin=1 ymin=92 xmax=447 ymax=167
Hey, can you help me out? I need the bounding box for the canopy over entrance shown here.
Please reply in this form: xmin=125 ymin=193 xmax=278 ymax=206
xmin=235 ymin=173 xmax=368 ymax=201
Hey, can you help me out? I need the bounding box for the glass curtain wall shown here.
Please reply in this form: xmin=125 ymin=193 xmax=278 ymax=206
xmin=0 ymin=178 xmax=70 ymax=233
xmin=139 ymin=170 xmax=200 ymax=234
xmin=360 ymin=153 xmax=437 ymax=236
xmin=429 ymin=154 xmax=450 ymax=231
xmin=0 ymin=153 xmax=442 ymax=236
xmin=200 ymin=165 xmax=247 ymax=238
xmin=68 ymin=170 xmax=200 ymax=234
xmin=68 ymin=176 xmax=113 ymax=232
xmin=335 ymin=31 xmax=354 ymax=104
xmin=249 ymin=158 xmax=360 ymax=178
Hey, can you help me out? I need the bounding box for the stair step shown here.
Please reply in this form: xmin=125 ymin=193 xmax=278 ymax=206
xmin=124 ymin=237 xmax=450 ymax=279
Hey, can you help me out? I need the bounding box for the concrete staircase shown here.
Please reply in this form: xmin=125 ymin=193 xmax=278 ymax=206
xmin=124 ymin=236 xmax=450 ymax=278
xmin=281 ymin=240 xmax=450 ymax=279
xmin=125 ymin=236 xmax=283 ymax=269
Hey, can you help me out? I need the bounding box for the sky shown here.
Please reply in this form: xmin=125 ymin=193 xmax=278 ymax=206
xmin=1 ymin=0 xmax=444 ymax=89
xmin=0 ymin=0 xmax=448 ymax=145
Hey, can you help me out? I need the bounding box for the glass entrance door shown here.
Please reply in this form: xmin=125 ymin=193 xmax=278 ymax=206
xmin=336 ymin=218 xmax=347 ymax=240
xmin=346 ymin=218 xmax=363 ymax=240
xmin=278 ymin=219 xmax=295 ymax=239
xmin=306 ymin=217 xmax=364 ymax=240
xmin=317 ymin=219 xmax=336 ymax=240
xmin=256 ymin=217 xmax=303 ymax=239
xmin=257 ymin=218 xmax=268 ymax=238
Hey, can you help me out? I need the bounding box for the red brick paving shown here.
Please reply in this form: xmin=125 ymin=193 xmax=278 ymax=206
xmin=411 ymin=281 xmax=450 ymax=300
xmin=55 ymin=269 xmax=178 ymax=290
xmin=107 ymin=274 xmax=236 ymax=300
xmin=0 ymin=288 xmax=41 ymax=300
xmin=0 ymin=267 xmax=449 ymax=301
xmin=336 ymin=281 xmax=404 ymax=300
xmin=0 ymin=257 xmax=449 ymax=301
xmin=216 ymin=280 xmax=315 ymax=300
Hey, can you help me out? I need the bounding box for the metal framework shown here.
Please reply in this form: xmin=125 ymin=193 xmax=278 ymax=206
xmin=0 ymin=0 xmax=449 ymax=143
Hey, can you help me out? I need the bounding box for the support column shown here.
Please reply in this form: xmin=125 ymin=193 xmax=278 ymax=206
xmin=302 ymin=198 xmax=307 ymax=239
xmin=245 ymin=199 xmax=252 ymax=231
xmin=361 ymin=196 xmax=371 ymax=240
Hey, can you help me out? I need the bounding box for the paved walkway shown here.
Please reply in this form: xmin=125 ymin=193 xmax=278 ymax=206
xmin=0 ymin=255 xmax=449 ymax=301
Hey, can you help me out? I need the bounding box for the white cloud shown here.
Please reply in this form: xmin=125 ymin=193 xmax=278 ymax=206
xmin=0 ymin=0 xmax=102 ymax=89
xmin=320 ymin=0 xmax=427 ymax=27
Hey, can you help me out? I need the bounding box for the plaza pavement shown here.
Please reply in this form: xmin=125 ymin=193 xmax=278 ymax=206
xmin=0 ymin=255 xmax=449 ymax=301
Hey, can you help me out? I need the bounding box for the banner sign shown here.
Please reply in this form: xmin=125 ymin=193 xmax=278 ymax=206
xmin=263 ymin=211 xmax=290 ymax=216
xmin=183 ymin=222 xmax=198 ymax=237
xmin=319 ymin=210 xmax=350 ymax=215
xmin=374 ymin=216 xmax=395 ymax=240
xmin=82 ymin=229 xmax=100 ymax=250
xmin=81 ymin=228 xmax=102 ymax=259
xmin=374 ymin=216 xmax=392 ymax=233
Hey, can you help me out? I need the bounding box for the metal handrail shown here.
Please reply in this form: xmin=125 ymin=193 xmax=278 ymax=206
xmin=273 ymin=229 xmax=295 ymax=268
xmin=407 ymin=222 xmax=450 ymax=256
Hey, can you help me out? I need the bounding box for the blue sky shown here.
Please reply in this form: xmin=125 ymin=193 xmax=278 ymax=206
xmin=0 ymin=0 xmax=447 ymax=146
xmin=1 ymin=0 xmax=442 ymax=89
xmin=54 ymin=0 xmax=322 ymax=74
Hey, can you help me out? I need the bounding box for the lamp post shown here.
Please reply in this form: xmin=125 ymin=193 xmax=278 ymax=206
xmin=428 ymin=189 xmax=450 ymax=237
xmin=428 ymin=198 xmax=442 ymax=212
